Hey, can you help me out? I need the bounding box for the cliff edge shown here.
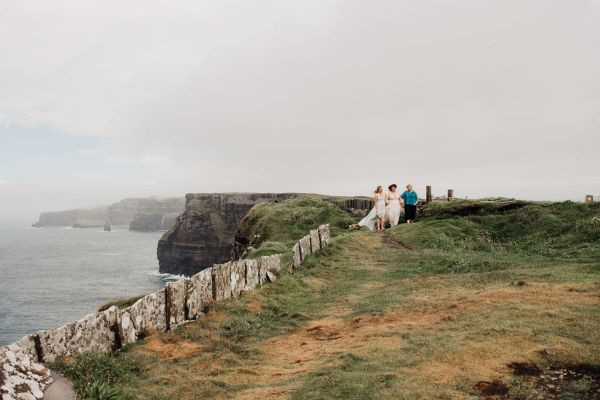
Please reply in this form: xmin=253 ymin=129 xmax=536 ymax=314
xmin=157 ymin=193 xmax=297 ymax=275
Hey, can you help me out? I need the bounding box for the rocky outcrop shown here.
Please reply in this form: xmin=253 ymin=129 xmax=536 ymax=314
xmin=33 ymin=197 xmax=185 ymax=230
xmin=0 ymin=344 xmax=53 ymax=399
xmin=157 ymin=193 xmax=296 ymax=276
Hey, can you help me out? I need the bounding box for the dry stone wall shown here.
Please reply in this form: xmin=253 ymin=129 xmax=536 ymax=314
xmin=5 ymin=224 xmax=331 ymax=390
xmin=290 ymin=224 xmax=330 ymax=271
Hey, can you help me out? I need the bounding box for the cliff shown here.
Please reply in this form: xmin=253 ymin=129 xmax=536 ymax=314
xmin=108 ymin=197 xmax=185 ymax=227
xmin=157 ymin=193 xmax=297 ymax=275
xmin=34 ymin=207 xmax=107 ymax=228
xmin=33 ymin=197 xmax=185 ymax=230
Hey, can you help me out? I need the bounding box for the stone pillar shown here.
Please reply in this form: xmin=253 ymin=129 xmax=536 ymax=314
xmin=448 ymin=189 xmax=454 ymax=201
xmin=426 ymin=186 xmax=432 ymax=203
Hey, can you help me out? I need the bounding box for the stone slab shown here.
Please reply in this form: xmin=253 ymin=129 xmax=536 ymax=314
xmin=212 ymin=262 xmax=232 ymax=301
xmin=298 ymin=235 xmax=312 ymax=262
xmin=257 ymin=258 xmax=269 ymax=285
xmin=186 ymin=268 xmax=214 ymax=320
xmin=292 ymin=242 xmax=302 ymax=269
xmin=1 ymin=344 xmax=52 ymax=400
xmin=244 ymin=259 xmax=260 ymax=291
xmin=260 ymin=254 xmax=282 ymax=275
xmin=38 ymin=306 xmax=120 ymax=363
xmin=229 ymin=260 xmax=246 ymax=299
xmin=166 ymin=279 xmax=189 ymax=330
xmin=309 ymin=229 xmax=321 ymax=253
xmin=318 ymin=224 xmax=330 ymax=248
xmin=120 ymin=289 xmax=166 ymax=345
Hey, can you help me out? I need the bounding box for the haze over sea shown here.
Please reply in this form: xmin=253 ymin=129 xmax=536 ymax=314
xmin=0 ymin=219 xmax=170 ymax=345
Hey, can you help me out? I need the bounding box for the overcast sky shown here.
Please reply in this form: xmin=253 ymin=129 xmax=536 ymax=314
xmin=1 ymin=0 xmax=599 ymax=219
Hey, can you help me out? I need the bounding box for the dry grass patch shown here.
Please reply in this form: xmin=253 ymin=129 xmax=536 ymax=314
xmin=140 ymin=334 xmax=203 ymax=360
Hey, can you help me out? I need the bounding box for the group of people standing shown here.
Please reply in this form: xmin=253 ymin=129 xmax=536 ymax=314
xmin=358 ymin=184 xmax=419 ymax=231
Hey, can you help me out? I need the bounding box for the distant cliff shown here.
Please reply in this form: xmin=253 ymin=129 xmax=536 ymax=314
xmin=157 ymin=193 xmax=297 ymax=276
xmin=33 ymin=197 xmax=185 ymax=230
xmin=34 ymin=208 xmax=107 ymax=228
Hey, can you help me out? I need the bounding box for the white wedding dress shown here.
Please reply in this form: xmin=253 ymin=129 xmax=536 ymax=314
xmin=385 ymin=191 xmax=401 ymax=226
xmin=358 ymin=194 xmax=386 ymax=231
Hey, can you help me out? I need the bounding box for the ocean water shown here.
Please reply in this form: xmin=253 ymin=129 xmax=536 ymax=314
xmin=0 ymin=220 xmax=175 ymax=345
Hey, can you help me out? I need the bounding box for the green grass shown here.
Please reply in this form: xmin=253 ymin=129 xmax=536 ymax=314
xmin=60 ymin=198 xmax=600 ymax=399
xmin=98 ymin=296 xmax=145 ymax=312
xmin=236 ymin=196 xmax=357 ymax=259
xmin=48 ymin=351 xmax=137 ymax=400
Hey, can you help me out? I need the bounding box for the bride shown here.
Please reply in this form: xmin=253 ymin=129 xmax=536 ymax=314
xmin=358 ymin=186 xmax=386 ymax=231
xmin=385 ymin=184 xmax=402 ymax=226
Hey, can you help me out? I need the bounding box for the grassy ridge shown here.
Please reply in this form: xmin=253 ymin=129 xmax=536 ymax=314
xmin=236 ymin=197 xmax=356 ymax=261
xmin=51 ymin=198 xmax=600 ymax=399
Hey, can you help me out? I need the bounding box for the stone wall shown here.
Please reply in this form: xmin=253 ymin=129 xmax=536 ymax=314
xmin=4 ymin=224 xmax=331 ymax=388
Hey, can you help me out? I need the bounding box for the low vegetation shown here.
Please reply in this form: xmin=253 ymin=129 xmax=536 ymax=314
xmin=98 ymin=296 xmax=145 ymax=313
xmin=52 ymin=198 xmax=600 ymax=399
xmin=48 ymin=351 xmax=137 ymax=400
xmin=235 ymin=197 xmax=356 ymax=262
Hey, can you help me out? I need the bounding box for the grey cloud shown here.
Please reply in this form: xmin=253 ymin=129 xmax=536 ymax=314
xmin=1 ymin=0 xmax=599 ymax=216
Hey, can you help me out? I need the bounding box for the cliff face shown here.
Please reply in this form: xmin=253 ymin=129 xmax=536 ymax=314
xmin=33 ymin=197 xmax=185 ymax=230
xmin=108 ymin=198 xmax=185 ymax=227
xmin=35 ymin=208 xmax=107 ymax=228
xmin=157 ymin=193 xmax=296 ymax=276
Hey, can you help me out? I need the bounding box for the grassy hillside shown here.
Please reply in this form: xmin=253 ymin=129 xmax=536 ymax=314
xmin=51 ymin=198 xmax=600 ymax=400
xmin=234 ymin=197 xmax=356 ymax=261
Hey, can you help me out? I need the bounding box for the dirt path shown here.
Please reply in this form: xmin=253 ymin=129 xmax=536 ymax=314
xmin=235 ymin=280 xmax=600 ymax=400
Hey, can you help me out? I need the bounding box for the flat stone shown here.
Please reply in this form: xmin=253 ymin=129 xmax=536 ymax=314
xmin=292 ymin=243 xmax=302 ymax=270
xmin=0 ymin=344 xmax=52 ymax=400
xmin=318 ymin=224 xmax=330 ymax=248
xmin=38 ymin=306 xmax=120 ymax=363
xmin=298 ymin=235 xmax=312 ymax=261
xmin=229 ymin=260 xmax=246 ymax=299
xmin=244 ymin=259 xmax=260 ymax=291
xmin=166 ymin=279 xmax=189 ymax=329
xmin=212 ymin=262 xmax=232 ymax=301
xmin=120 ymin=289 xmax=166 ymax=345
xmin=309 ymin=229 xmax=321 ymax=253
xmin=186 ymin=268 xmax=214 ymax=320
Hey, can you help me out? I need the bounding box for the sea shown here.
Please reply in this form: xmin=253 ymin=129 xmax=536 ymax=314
xmin=0 ymin=219 xmax=179 ymax=345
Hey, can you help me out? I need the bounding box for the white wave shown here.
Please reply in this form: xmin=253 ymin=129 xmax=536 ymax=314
xmin=149 ymin=271 xmax=187 ymax=282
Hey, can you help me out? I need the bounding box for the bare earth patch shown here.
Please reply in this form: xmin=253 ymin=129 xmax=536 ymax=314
xmin=235 ymin=280 xmax=599 ymax=399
